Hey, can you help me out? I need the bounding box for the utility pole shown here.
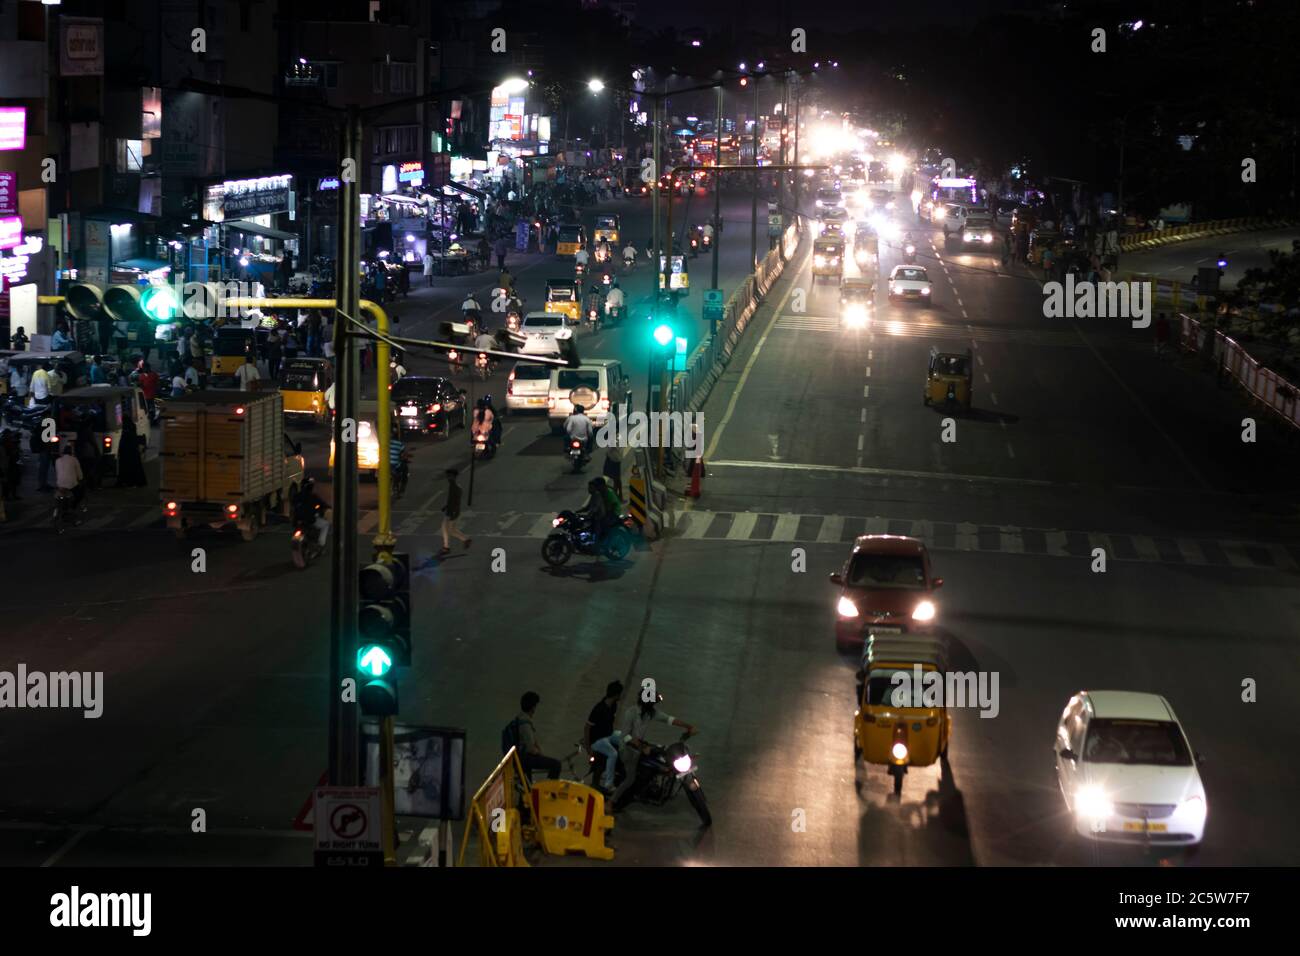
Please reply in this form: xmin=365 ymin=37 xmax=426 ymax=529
xmin=650 ymin=96 xmax=663 ymax=417
xmin=711 ymin=83 xmax=722 ymax=291
xmin=793 ymin=83 xmax=801 ymax=217
xmin=750 ymin=76 xmax=759 ymax=270
xmin=330 ymin=105 xmax=363 ymax=787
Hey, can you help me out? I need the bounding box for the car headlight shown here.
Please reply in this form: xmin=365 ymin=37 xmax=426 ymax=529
xmin=814 ymin=255 xmax=826 ymax=266
xmin=983 ymin=234 xmax=993 ymax=243
xmin=889 ymin=282 xmax=898 ymax=294
xmin=911 ymin=600 xmax=936 ymax=622
xmin=1174 ymin=795 xmax=1207 ymax=827
xmin=1075 ymin=785 xmax=1113 ymax=820
xmin=920 ymin=286 xmax=930 ymax=294
xmin=836 ymin=595 xmax=859 ymax=618
xmin=933 ymin=209 xmax=945 ymax=220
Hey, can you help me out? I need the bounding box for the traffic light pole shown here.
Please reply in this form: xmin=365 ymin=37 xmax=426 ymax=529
xmin=750 ymin=77 xmax=760 ymax=271
xmin=711 ymin=84 xmax=722 ymax=292
xmin=331 ymin=105 xmax=363 ymax=789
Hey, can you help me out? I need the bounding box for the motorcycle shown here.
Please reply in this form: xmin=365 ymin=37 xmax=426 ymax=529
xmin=575 ymin=261 xmax=588 ymax=282
xmin=622 ymin=733 xmax=712 ymax=826
xmin=392 ymin=458 xmax=410 ymax=498
xmin=3 ymin=397 xmax=51 ymax=431
xmin=473 ymin=426 xmax=496 ymax=460
xmin=290 ymin=514 xmax=328 ymax=569
xmin=600 ymin=271 xmax=613 ymax=290
xmin=474 ymin=350 xmax=492 ymax=381
xmin=506 ymin=311 xmax=522 ymax=333
xmin=567 ymin=437 xmax=589 ymax=472
xmin=604 ymin=302 xmax=623 ymax=326
xmin=52 ymin=488 xmax=80 ymax=534
xmin=623 ymin=253 xmax=637 ymax=271
xmin=541 ymin=509 xmax=634 ymax=565
xmin=446 ymin=349 xmax=464 ymax=374
xmin=903 ymin=242 xmax=917 ymax=264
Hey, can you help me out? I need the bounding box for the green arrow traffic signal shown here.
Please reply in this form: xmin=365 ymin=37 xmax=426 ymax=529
xmin=653 ymin=323 xmax=674 ymax=347
xmin=139 ymin=285 xmax=179 ymax=322
xmin=357 ymin=644 xmax=393 ymax=677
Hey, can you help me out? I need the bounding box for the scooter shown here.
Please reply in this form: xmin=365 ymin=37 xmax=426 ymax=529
xmin=614 ymin=732 xmax=712 ymax=826
xmin=472 ymin=427 xmax=496 ymax=460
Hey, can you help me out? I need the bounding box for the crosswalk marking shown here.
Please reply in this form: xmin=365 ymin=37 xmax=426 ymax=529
xmin=773 ymin=313 xmax=1142 ymax=349
xmin=7 ymin=500 xmax=1294 ymax=574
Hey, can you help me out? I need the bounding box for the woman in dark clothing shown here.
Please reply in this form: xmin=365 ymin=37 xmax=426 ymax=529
xmin=115 ymin=406 xmax=148 ymax=488
xmin=74 ymin=417 xmax=102 ymax=490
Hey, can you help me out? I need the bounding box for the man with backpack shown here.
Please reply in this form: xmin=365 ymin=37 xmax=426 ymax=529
xmin=503 ymin=691 xmax=561 ymax=781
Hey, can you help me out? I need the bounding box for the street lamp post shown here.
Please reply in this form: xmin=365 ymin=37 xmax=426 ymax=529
xmin=711 ymin=84 xmax=723 ymax=293
xmin=750 ymin=75 xmax=759 ymax=270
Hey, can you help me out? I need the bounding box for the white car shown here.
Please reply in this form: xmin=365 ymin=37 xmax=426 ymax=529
xmin=961 ymin=217 xmax=996 ymax=247
xmin=887 ymin=265 xmax=931 ymax=301
xmin=1054 ymin=690 xmax=1207 ymax=849
xmin=815 ymin=187 xmax=844 ymax=211
xmin=519 ymin=311 xmax=574 ymax=354
xmin=506 ymin=361 xmax=553 ymax=412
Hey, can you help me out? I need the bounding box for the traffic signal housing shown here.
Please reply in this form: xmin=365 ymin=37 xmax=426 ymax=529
xmin=357 ymin=553 xmax=411 ymax=717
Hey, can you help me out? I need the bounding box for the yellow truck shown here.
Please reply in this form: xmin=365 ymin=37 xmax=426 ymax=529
xmin=159 ymin=390 xmax=305 ymax=541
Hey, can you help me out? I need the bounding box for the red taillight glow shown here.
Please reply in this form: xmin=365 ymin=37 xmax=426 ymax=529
xmin=235 ymin=406 xmax=245 ymax=415
xmin=102 ymin=436 xmax=112 ymax=447
xmin=226 ymin=504 xmax=239 ymax=514
xmin=571 ymin=440 xmax=581 ymax=448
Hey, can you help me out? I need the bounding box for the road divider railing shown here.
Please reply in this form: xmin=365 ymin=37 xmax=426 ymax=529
xmin=1119 ymin=217 xmax=1296 ymax=253
xmin=1176 ymin=312 xmax=1300 ymax=434
xmin=668 ymin=216 xmax=804 ymax=419
xmin=1126 ymin=272 xmax=1213 ymax=312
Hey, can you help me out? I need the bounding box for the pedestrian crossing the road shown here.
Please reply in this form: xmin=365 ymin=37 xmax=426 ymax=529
xmin=6 ymin=500 xmax=1295 ymax=573
xmin=773 ymin=314 xmax=1142 ymax=350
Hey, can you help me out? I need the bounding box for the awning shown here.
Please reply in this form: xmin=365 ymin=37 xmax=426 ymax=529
xmin=114 ymin=257 xmax=171 ymax=272
xmin=223 ymin=219 xmax=298 ymax=241
xmin=445 ymin=180 xmax=487 ymax=200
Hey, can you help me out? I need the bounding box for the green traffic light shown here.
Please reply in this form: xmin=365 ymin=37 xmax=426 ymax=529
xmin=653 ymin=323 xmax=674 ymax=347
xmin=357 ymin=644 xmax=393 ymax=677
xmin=140 ymin=285 xmax=178 ymax=322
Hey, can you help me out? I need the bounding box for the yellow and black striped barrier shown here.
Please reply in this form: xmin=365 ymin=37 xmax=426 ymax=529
xmin=627 ymin=465 xmax=648 ymax=530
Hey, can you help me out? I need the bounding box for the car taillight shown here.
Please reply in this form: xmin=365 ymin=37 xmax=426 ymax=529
xmin=507 ymin=379 xmax=514 ymax=395
xmin=226 ymin=504 xmax=239 ymax=515
xmin=597 ymin=397 xmax=609 ymax=411
xmin=571 ymin=440 xmax=581 ymax=448
xmin=164 ymin=500 xmax=178 ymax=516
xmin=103 ymin=436 xmax=112 ymax=448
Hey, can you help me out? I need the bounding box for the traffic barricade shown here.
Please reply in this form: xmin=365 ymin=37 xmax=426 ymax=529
xmin=458 ymin=747 xmax=544 ymax=867
xmin=529 ymin=780 xmax=615 ymax=861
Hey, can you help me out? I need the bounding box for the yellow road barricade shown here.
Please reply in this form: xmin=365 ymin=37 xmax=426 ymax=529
xmin=529 ymin=780 xmax=615 ymax=860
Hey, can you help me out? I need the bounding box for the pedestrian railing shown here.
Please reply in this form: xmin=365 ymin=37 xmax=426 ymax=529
xmin=1176 ymin=312 xmax=1300 ymax=434
xmin=1119 ymin=217 xmax=1296 ymax=253
xmin=667 ymin=217 xmax=804 ymax=418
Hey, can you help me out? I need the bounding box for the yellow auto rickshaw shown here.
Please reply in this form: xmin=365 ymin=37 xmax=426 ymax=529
xmin=211 ymin=326 xmax=259 ymax=382
xmin=923 ymin=346 xmax=973 ymax=409
xmin=813 ymin=236 xmax=845 ymax=282
xmin=279 ymin=357 xmax=334 ymax=423
xmin=593 ymin=214 xmax=621 ymax=250
xmin=853 ymin=634 xmax=952 ymax=795
xmin=556 ymin=224 xmax=586 ymax=258
xmin=544 ymin=278 xmax=581 ymax=322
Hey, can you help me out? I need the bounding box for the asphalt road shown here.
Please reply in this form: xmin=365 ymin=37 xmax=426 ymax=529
xmin=1121 ymin=227 xmax=1300 ymax=289
xmin=4 ymin=185 xmax=1300 ymax=866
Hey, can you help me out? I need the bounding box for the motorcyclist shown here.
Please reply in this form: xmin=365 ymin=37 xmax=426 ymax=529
xmin=389 ymin=355 xmax=407 ymax=383
xmin=293 ymin=477 xmax=330 ymax=547
xmin=564 ymin=403 xmax=596 ymax=460
xmin=597 ymin=237 xmax=610 ymax=261
xmin=574 ymin=246 xmax=590 ymax=270
xmin=474 ymin=328 xmax=497 ymax=355
xmin=605 ymin=280 xmax=625 ymax=317
xmin=623 ymin=242 xmax=637 ymax=267
xmin=460 ymin=291 xmax=482 ymax=328
xmin=611 ymin=694 xmax=698 ymax=812
xmin=577 ymin=476 xmax=613 ymax=539
xmin=471 ymin=397 xmax=495 ymax=450
xmin=702 ymin=220 xmax=715 ymax=245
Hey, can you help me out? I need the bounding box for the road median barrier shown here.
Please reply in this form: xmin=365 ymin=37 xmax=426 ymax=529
xmin=1176 ymin=313 xmax=1300 ymax=436
xmin=1118 ymin=217 xmax=1296 ymax=253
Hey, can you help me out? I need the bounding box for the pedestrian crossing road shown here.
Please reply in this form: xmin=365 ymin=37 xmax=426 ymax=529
xmin=6 ymin=500 xmax=1296 ymax=573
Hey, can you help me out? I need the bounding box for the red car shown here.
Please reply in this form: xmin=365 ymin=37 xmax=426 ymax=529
xmin=829 ymin=535 xmax=943 ymax=652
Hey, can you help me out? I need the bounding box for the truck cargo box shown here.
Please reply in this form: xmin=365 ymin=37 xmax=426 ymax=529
xmin=159 ymin=390 xmax=287 ymax=505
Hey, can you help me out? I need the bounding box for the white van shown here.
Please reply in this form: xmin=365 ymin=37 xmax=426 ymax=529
xmin=520 ymin=311 xmax=575 ymax=354
xmin=548 ymin=359 xmax=630 ymax=433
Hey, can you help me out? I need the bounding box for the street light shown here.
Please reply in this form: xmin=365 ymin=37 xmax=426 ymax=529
xmin=500 ymin=77 xmax=529 ymax=94
xmin=588 ymin=79 xmax=605 ymax=93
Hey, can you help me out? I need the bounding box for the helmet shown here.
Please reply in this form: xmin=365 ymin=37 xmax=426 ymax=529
xmin=572 ymin=404 xmax=585 ymax=414
xmin=482 ymin=394 xmax=494 ymax=407
xmin=587 ymin=477 xmax=605 ymax=493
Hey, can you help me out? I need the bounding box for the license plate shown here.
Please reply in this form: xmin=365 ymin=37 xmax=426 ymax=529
xmin=527 ymin=397 xmax=546 ymax=405
xmin=401 ymin=407 xmax=418 ymax=417
xmin=869 ymin=626 xmax=903 ymax=635
xmin=1122 ymin=822 xmax=1168 ymax=832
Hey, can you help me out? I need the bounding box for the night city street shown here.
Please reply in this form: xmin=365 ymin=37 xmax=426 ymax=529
xmin=1 ymin=0 xmax=1297 ymax=938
